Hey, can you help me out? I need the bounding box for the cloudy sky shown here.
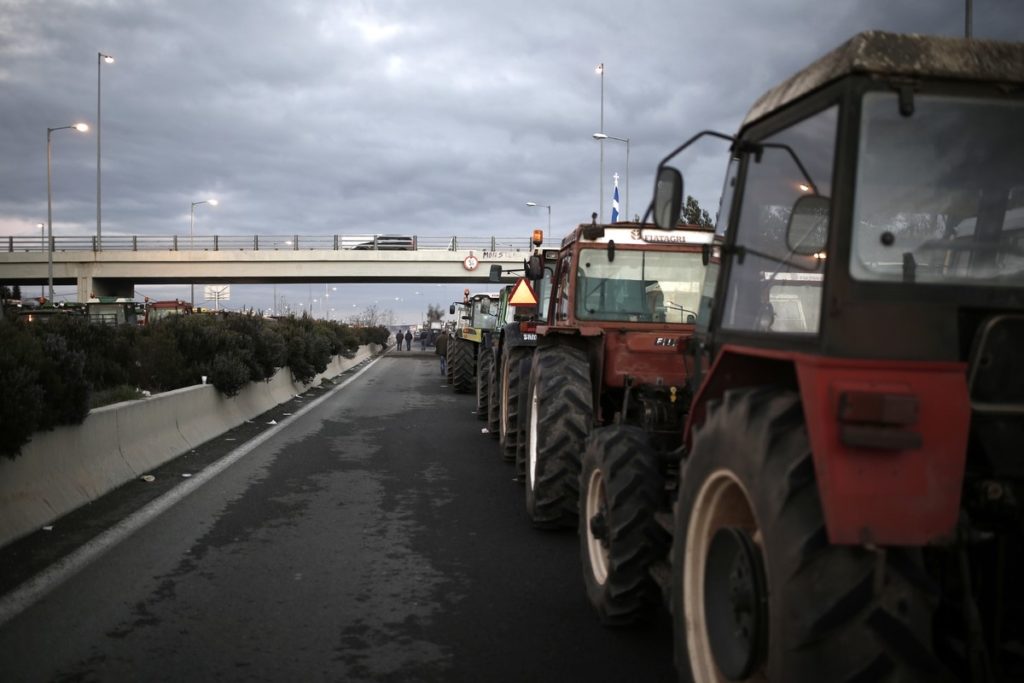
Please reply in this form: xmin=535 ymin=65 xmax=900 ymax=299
xmin=2 ymin=0 xmax=1021 ymax=324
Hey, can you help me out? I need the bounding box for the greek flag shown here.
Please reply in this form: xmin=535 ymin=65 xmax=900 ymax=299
xmin=611 ymin=183 xmax=620 ymax=224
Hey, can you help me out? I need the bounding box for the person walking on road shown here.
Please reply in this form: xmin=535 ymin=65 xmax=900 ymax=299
xmin=419 ymin=329 xmax=427 ymax=351
xmin=395 ymin=329 xmax=404 ymax=351
xmin=435 ymin=331 xmax=448 ymax=376
xmin=404 ymin=329 xmax=412 ymax=351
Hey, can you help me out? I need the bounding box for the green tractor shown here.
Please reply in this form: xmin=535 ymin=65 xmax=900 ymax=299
xmin=447 ymin=290 xmax=502 ymax=408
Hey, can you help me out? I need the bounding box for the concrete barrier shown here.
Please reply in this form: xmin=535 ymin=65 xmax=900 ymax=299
xmin=0 ymin=344 xmax=381 ymax=549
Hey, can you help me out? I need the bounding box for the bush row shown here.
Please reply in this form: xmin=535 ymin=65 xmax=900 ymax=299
xmin=0 ymin=313 xmax=390 ymax=460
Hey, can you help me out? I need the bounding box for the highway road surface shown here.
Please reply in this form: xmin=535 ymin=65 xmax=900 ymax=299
xmin=0 ymin=349 xmax=674 ymax=682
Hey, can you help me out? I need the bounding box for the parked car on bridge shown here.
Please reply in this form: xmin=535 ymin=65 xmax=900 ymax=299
xmin=353 ymin=235 xmax=416 ymax=250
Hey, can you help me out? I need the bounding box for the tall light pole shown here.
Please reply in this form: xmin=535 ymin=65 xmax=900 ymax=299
xmin=592 ymin=133 xmax=629 ymax=222
xmin=97 ymin=52 xmax=114 ymax=250
xmin=47 ymin=123 xmax=89 ymax=301
xmin=595 ymin=63 xmax=605 ymax=223
xmin=37 ymin=223 xmax=45 ymax=298
xmin=526 ymin=202 xmax=551 ymax=233
xmin=189 ymin=198 xmax=218 ymax=305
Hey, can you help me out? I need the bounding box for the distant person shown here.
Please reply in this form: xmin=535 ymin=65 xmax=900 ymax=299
xmin=405 ymin=329 xmax=412 ymax=351
xmin=419 ymin=329 xmax=427 ymax=350
xmin=395 ymin=329 xmax=404 ymax=350
xmin=435 ymin=331 xmax=448 ymax=376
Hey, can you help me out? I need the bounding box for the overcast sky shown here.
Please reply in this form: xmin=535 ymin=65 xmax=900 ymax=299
xmin=2 ymin=0 xmax=1021 ymax=324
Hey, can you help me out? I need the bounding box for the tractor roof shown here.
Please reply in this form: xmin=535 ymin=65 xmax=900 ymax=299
xmin=743 ymin=31 xmax=1024 ymax=129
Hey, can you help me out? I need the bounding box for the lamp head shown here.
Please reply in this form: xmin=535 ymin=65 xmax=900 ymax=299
xmin=592 ymin=133 xmax=608 ymax=140
xmin=73 ymin=123 xmax=89 ymax=132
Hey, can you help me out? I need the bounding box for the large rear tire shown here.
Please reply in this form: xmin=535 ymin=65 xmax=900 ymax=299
xmin=445 ymin=337 xmax=455 ymax=385
xmin=486 ymin=347 xmax=500 ymax=438
xmin=500 ymin=346 xmax=531 ymax=464
xmin=450 ymin=337 xmax=475 ymax=394
xmin=476 ymin=345 xmax=493 ymax=421
xmin=672 ymin=387 xmax=944 ymax=683
xmin=525 ymin=345 xmax=592 ymax=529
xmin=581 ymin=425 xmax=669 ymax=626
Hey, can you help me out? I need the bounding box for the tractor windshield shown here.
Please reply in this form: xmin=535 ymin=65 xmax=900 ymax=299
xmin=851 ymin=93 xmax=1024 ymax=287
xmin=575 ymin=248 xmax=704 ymax=323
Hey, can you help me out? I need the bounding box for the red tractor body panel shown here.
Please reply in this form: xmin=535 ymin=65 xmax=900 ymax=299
xmin=689 ymin=345 xmax=971 ymax=545
xmin=602 ymin=330 xmax=692 ymax=389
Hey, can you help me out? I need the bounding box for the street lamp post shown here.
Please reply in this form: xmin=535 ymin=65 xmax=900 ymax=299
xmin=47 ymin=123 xmax=89 ymax=301
xmin=595 ymin=63 xmax=605 ymax=223
xmin=37 ymin=223 xmax=45 ymax=298
xmin=592 ymin=133 xmax=630 ymax=222
xmin=189 ymin=198 xmax=218 ymax=305
xmin=97 ymin=52 xmax=114 ymax=250
xmin=526 ymin=202 xmax=551 ymax=233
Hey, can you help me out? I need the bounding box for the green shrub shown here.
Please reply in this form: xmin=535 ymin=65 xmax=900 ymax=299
xmin=33 ymin=332 xmax=89 ymax=431
xmin=0 ymin=311 xmax=380 ymax=458
xmin=210 ymin=352 xmax=251 ymax=397
xmin=0 ymin=321 xmax=45 ymax=459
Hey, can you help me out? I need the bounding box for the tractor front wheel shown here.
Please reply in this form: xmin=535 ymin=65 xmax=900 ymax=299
xmin=476 ymin=346 xmax=493 ymax=420
xmin=524 ymin=345 xmax=592 ymax=529
xmin=500 ymin=346 xmax=531 ymax=465
xmin=450 ymin=337 xmax=475 ymax=394
xmin=580 ymin=425 xmax=669 ymax=625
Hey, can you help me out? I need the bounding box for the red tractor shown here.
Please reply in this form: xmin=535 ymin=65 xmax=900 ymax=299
xmin=523 ymin=220 xmax=712 ymax=529
xmin=580 ymin=31 xmax=1024 ymax=682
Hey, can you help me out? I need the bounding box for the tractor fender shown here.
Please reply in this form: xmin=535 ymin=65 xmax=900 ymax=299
xmin=687 ymin=345 xmax=970 ymax=546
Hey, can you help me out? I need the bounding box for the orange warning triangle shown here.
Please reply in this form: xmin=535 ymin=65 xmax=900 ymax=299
xmin=508 ymin=277 xmax=539 ymax=306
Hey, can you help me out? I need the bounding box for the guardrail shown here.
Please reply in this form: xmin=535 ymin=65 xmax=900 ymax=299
xmin=2 ymin=234 xmax=533 ymax=253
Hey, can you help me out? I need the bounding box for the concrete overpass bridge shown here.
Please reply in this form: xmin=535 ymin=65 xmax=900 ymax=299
xmin=0 ymin=233 xmax=532 ymax=301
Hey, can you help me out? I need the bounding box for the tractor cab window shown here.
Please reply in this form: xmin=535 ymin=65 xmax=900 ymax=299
xmin=575 ymin=248 xmax=704 ymax=323
xmin=535 ymin=267 xmax=554 ymax=323
xmin=556 ymin=254 xmax=572 ymax=321
xmin=851 ymin=94 xmax=1024 ymax=287
xmin=471 ymin=297 xmax=498 ymax=329
xmin=696 ymin=156 xmax=740 ymax=332
xmin=721 ymin=105 xmax=836 ymax=334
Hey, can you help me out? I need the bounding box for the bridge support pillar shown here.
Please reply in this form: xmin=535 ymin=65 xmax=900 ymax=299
xmin=78 ymin=276 xmax=134 ymax=301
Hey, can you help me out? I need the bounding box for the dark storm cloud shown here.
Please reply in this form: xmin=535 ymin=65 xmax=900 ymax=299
xmin=2 ymin=0 xmax=1022 ymax=319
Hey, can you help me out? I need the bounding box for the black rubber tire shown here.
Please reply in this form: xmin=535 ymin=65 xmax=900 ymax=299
xmin=445 ymin=336 xmax=455 ymax=385
xmin=450 ymin=337 xmax=475 ymax=394
xmin=486 ymin=348 xmax=500 ymax=438
xmin=524 ymin=345 xmax=592 ymax=529
xmin=476 ymin=346 xmax=492 ymax=420
xmin=580 ymin=425 xmax=669 ymax=626
xmin=500 ymin=346 xmax=531 ymax=465
xmin=671 ymin=387 xmax=944 ymax=683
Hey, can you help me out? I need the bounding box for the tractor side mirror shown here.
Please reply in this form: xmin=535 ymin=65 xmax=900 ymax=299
xmin=524 ymin=254 xmax=543 ymax=280
xmin=653 ymin=166 xmax=683 ymax=229
xmin=489 ymin=264 xmax=502 ymax=282
xmin=449 ymin=304 xmax=456 ymax=315
xmin=787 ymin=195 xmax=829 ymax=255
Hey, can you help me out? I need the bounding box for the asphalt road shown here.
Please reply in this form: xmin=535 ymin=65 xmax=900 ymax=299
xmin=0 ymin=350 xmax=675 ymax=682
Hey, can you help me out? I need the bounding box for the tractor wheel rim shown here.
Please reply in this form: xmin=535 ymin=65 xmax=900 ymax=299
xmin=683 ymin=469 xmax=767 ymax=683
xmin=585 ymin=467 xmax=609 ymax=585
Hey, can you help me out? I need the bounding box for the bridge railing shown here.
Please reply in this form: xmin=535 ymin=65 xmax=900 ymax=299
xmin=3 ymin=234 xmax=534 ymax=253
